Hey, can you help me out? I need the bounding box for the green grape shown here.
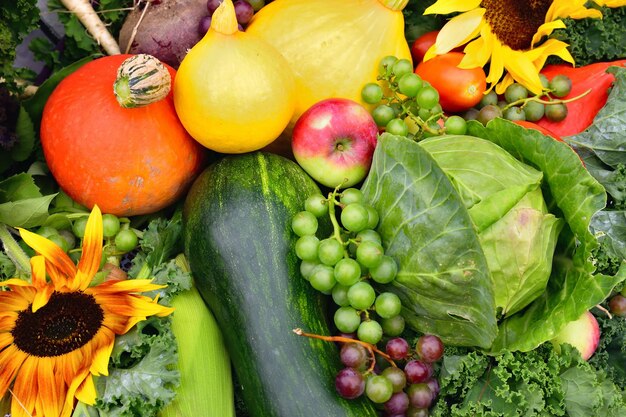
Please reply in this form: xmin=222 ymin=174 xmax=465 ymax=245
xmin=463 ymin=107 xmax=480 ymax=121
xmin=430 ymin=103 xmax=443 ymax=117
xmin=300 ymin=260 xmax=319 ymax=280
xmin=332 ymin=284 xmax=351 ymax=307
xmin=398 ymin=73 xmax=423 ymax=98
xmin=504 ymin=83 xmax=528 ymax=103
xmin=347 ymin=281 xmax=376 ymax=310
xmin=545 ymin=102 xmax=568 ymax=122
xmin=417 ymin=107 xmax=432 ymax=121
xmin=356 ymin=229 xmax=382 ymax=245
xmin=364 ymin=205 xmax=379 ymax=230
xmin=416 ymin=86 xmax=439 ymax=110
xmin=374 ymin=292 xmax=402 ymax=319
xmin=341 ymin=203 xmax=369 ymax=233
xmin=503 ymin=106 xmax=526 ymax=121
xmin=370 ymin=255 xmax=398 ymax=284
xmin=476 ymin=104 xmax=502 ymax=126
xmin=356 ymin=240 xmax=384 ymax=268
xmin=539 ymin=73 xmax=550 ymax=89
xmin=372 ymin=104 xmax=396 ymax=127
xmin=245 ymin=0 xmax=265 ymax=12
xmin=295 ymin=235 xmax=319 ymax=261
xmin=523 ymin=100 xmax=545 ymax=121
xmin=48 ymin=233 xmax=70 ymax=253
xmin=317 ymin=238 xmax=345 ymax=266
xmin=392 ymin=59 xmax=414 ymax=78
xmin=334 ymin=258 xmax=362 ymax=286
xmin=378 ymin=55 xmax=398 ymax=76
xmin=381 ymin=315 xmax=405 ymax=336
xmin=71 ymin=217 xmax=88 ymax=239
xmin=444 ymin=115 xmax=467 ymax=135
xmin=357 ymin=320 xmax=383 ymax=345
xmin=334 ymin=306 xmax=362 ymax=333
xmin=309 ymin=264 xmax=336 ymax=294
xmin=365 ymin=375 xmax=393 ymax=403
xmin=58 ymin=229 xmax=76 ymax=250
xmin=386 ymin=118 xmax=409 ymax=137
xmin=304 ymin=194 xmax=328 ymax=218
xmin=102 ymin=214 xmax=120 ymax=238
xmin=390 ymin=102 xmax=403 ymax=117
xmin=361 ymin=82 xmax=384 ymax=104
xmin=114 ymin=229 xmax=138 ymax=253
xmin=549 ymin=74 xmax=572 ymax=98
xmin=340 ymin=188 xmax=364 ymax=205
xmin=478 ymin=90 xmax=498 ymax=108
xmin=37 ymin=226 xmax=58 ymax=239
xmin=291 ymin=210 xmax=318 ymax=236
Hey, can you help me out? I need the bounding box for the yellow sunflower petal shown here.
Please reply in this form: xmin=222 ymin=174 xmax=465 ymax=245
xmin=429 ymin=8 xmax=485 ymax=58
xmin=96 ymin=293 xmax=174 ymax=317
xmin=87 ymin=279 xmax=166 ymax=295
xmin=594 ymin=0 xmax=626 ymax=6
xmin=74 ymin=206 xmax=103 ymax=291
xmin=485 ymin=32 xmax=505 ymax=85
xmin=424 ymin=0 xmax=482 ymax=14
xmin=528 ymin=38 xmax=575 ymax=70
xmin=85 ymin=327 xmax=115 ymax=376
xmin=30 ymin=255 xmax=47 ymax=288
xmin=502 ymin=47 xmax=545 ymax=95
xmin=75 ymin=374 xmax=97 ymax=405
xmin=36 ymin=356 xmax=63 ymax=417
xmin=0 ymin=290 xmax=30 ymax=312
xmin=0 ymin=312 xmax=18 ymax=331
xmin=18 ymin=228 xmax=77 ymax=279
xmin=61 ymin=368 xmax=91 ymax=417
xmin=31 ymin=284 xmax=55 ymax=313
xmin=495 ymin=73 xmax=515 ymax=95
xmin=0 ymin=332 xmax=13 ymax=350
xmin=546 ymin=0 xmax=604 ymax=21
xmin=0 ymin=344 xmax=27 ymax=396
xmin=10 ymin=355 xmax=38 ymax=417
xmin=0 ymin=278 xmax=32 ymax=288
xmin=532 ymin=20 xmax=566 ymax=47
xmin=459 ymin=37 xmax=490 ymax=69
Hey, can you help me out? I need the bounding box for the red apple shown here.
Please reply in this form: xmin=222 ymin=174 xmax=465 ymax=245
xmin=550 ymin=311 xmax=600 ymax=360
xmin=292 ymin=98 xmax=379 ymax=188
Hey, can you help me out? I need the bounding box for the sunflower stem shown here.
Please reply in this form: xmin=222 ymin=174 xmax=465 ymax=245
xmin=0 ymin=223 xmax=31 ymax=277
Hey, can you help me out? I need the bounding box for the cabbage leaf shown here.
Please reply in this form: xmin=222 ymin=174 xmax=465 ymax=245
xmin=360 ymin=133 xmax=497 ymax=349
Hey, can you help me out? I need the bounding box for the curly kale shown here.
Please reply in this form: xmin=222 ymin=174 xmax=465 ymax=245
xmin=549 ymin=5 xmax=626 ymax=66
xmin=0 ymin=0 xmax=39 ymax=93
xmin=589 ymin=310 xmax=626 ymax=388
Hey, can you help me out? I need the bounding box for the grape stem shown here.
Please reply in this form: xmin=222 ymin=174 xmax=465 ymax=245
xmin=504 ymin=88 xmax=592 ymax=112
xmin=327 ymin=184 xmax=349 ymax=245
xmin=293 ymin=328 xmax=398 ymax=371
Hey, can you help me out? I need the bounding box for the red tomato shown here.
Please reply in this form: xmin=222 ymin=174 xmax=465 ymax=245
xmin=411 ymin=31 xmax=439 ymax=63
xmin=415 ymin=52 xmax=486 ymax=113
xmin=512 ymin=120 xmax=563 ymax=142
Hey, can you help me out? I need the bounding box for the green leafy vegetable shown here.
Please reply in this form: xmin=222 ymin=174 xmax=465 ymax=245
xmin=431 ymin=343 xmax=626 ymax=417
xmin=0 ymin=0 xmax=39 ymax=93
xmin=360 ymin=133 xmax=498 ymax=349
xmin=550 ymin=5 xmax=626 ymax=66
xmin=0 ymin=172 xmax=56 ymax=228
xmin=403 ymin=0 xmax=443 ymax=45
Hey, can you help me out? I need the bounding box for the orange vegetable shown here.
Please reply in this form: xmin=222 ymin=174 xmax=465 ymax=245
xmin=40 ymin=54 xmax=206 ymax=216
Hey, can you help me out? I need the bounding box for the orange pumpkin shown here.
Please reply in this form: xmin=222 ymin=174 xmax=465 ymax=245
xmin=41 ymin=55 xmax=206 ymax=216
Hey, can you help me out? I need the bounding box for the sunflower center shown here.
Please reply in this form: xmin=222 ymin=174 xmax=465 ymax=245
xmin=482 ymin=0 xmax=552 ymax=51
xmin=12 ymin=291 xmax=104 ymax=357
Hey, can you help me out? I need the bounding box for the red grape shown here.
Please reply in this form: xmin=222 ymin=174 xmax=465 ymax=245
xmin=384 ymin=391 xmax=410 ymax=414
xmin=207 ymin=0 xmax=223 ymax=14
xmin=415 ymin=334 xmax=444 ymax=363
xmin=404 ymin=360 xmax=433 ymax=384
xmin=426 ymin=378 xmax=440 ymax=400
xmin=407 ymin=383 xmax=433 ymax=409
xmin=340 ymin=342 xmax=368 ymax=369
xmin=335 ymin=367 xmax=365 ymax=399
xmin=198 ymin=15 xmax=212 ymax=35
xmin=386 ymin=337 xmax=410 ymax=360
xmin=234 ymin=0 xmax=254 ymax=25
xmin=609 ymin=294 xmax=626 ymax=317
xmin=382 ymin=366 xmax=407 ymax=393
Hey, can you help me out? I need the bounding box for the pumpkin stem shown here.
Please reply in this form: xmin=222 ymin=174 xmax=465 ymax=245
xmin=377 ymin=0 xmax=409 ymax=11
xmin=113 ymin=54 xmax=172 ymax=108
xmin=211 ymin=0 xmax=239 ymax=35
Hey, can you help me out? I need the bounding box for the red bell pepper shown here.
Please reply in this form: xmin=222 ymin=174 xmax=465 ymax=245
xmin=536 ymin=59 xmax=626 ymax=137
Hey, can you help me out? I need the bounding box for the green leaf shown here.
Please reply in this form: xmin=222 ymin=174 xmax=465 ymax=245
xmin=0 ymin=194 xmax=57 ymax=228
xmin=0 ymin=172 xmax=41 ymax=202
xmin=11 ymin=105 xmax=36 ymax=161
xmin=360 ymin=133 xmax=497 ymax=348
xmin=467 ymin=118 xmax=623 ymax=352
xmin=590 ymin=210 xmax=626 ymax=262
xmin=567 ymin=65 xmax=626 ymax=169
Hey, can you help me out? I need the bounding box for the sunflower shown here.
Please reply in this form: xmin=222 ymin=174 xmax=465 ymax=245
xmin=423 ymin=0 xmax=626 ymax=94
xmin=0 ymin=206 xmax=173 ymax=417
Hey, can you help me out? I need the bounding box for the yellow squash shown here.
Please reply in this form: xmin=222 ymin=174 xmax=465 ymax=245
xmin=247 ymin=0 xmax=412 ymax=127
xmin=174 ymin=0 xmax=296 ymax=154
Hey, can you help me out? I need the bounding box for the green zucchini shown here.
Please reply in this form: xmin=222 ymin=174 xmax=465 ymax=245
xmin=183 ymin=152 xmax=378 ymax=417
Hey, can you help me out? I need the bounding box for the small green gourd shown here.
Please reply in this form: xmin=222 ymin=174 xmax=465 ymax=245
xmin=113 ymin=54 xmax=172 ymax=108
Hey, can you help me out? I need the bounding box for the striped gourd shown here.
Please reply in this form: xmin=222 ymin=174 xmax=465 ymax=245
xmin=114 ymin=54 xmax=172 ymax=108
